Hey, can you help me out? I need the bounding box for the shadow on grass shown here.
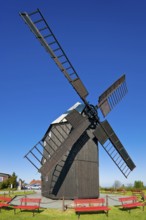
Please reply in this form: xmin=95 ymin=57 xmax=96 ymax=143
xmin=118 ymin=206 xmax=143 ymax=213
xmin=15 ymin=209 xmax=44 ymax=215
xmin=76 ymin=210 xmax=109 ymax=218
xmin=2 ymin=207 xmax=45 ymax=217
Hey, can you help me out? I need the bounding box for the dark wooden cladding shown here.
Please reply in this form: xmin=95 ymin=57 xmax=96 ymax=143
xmin=39 ymin=111 xmax=90 ymax=176
xmin=41 ymin=128 xmax=99 ymax=199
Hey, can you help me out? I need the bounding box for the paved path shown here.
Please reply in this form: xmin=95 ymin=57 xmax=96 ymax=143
xmin=8 ymin=191 xmax=122 ymax=209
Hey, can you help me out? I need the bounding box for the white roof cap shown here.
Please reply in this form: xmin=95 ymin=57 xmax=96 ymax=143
xmin=52 ymin=102 xmax=85 ymax=124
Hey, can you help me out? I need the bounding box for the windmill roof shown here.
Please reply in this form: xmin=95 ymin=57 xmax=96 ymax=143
xmin=51 ymin=102 xmax=85 ymax=124
xmin=42 ymin=102 xmax=85 ymax=140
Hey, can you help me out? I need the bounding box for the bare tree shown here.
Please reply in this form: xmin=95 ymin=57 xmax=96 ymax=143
xmin=113 ymin=180 xmax=122 ymax=189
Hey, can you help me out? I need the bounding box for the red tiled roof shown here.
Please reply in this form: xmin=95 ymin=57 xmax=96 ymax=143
xmin=29 ymin=179 xmax=41 ymax=185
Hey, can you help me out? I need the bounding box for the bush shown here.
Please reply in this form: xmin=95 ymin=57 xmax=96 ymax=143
xmin=0 ymin=179 xmax=9 ymax=189
xmin=0 ymin=172 xmax=18 ymax=190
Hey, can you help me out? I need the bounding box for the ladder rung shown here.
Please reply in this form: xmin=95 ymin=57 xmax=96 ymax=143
xmin=39 ymin=26 xmax=48 ymax=31
xmin=53 ymin=173 xmax=59 ymax=177
xmin=107 ymin=146 xmax=113 ymax=152
xmin=56 ymin=164 xmax=63 ymax=168
xmin=54 ymin=170 xmax=60 ymax=174
xmin=25 ymin=155 xmax=39 ymax=170
xmin=115 ymin=156 xmax=120 ymax=162
xmin=49 ymin=41 xmax=56 ymax=45
xmin=122 ymin=165 xmax=127 ymax=171
xmin=28 ymin=10 xmax=39 ymax=16
xmin=113 ymin=153 xmax=118 ymax=159
xmin=53 ymin=48 xmax=60 ymax=52
xmin=44 ymin=34 xmax=52 ymax=38
xmin=57 ymin=54 xmax=64 ymax=58
xmin=110 ymin=149 xmax=116 ymax=155
xmin=66 ymin=66 xmax=72 ymax=70
xmin=118 ymin=159 xmax=122 ymax=166
xmin=70 ymin=72 xmax=76 ymax=76
xmin=125 ymin=168 xmax=129 ymax=174
xmin=120 ymin=162 xmax=125 ymax=168
xmin=104 ymin=141 xmax=110 ymax=149
xmin=34 ymin=19 xmax=43 ymax=24
xmin=61 ymin=60 xmax=68 ymax=65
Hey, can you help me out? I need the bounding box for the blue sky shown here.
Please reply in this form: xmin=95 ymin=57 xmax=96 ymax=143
xmin=0 ymin=0 xmax=146 ymax=187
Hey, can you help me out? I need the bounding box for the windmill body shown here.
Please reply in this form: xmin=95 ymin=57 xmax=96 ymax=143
xmin=20 ymin=9 xmax=136 ymax=199
xmin=42 ymin=102 xmax=99 ymax=199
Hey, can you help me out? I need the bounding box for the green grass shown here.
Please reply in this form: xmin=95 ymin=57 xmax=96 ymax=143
xmin=100 ymin=189 xmax=146 ymax=200
xmin=1 ymin=190 xmax=146 ymax=219
xmin=0 ymin=206 xmax=146 ymax=220
xmin=0 ymin=190 xmax=35 ymax=198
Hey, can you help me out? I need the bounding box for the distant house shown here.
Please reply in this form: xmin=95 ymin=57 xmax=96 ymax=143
xmin=0 ymin=173 xmax=11 ymax=183
xmin=29 ymin=179 xmax=41 ymax=186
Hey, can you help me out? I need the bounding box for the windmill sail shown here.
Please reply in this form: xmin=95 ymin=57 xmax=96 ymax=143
xmin=20 ymin=9 xmax=136 ymax=199
xmin=98 ymin=74 xmax=127 ymax=117
xmin=94 ymin=120 xmax=136 ymax=177
xmin=20 ymin=9 xmax=88 ymax=103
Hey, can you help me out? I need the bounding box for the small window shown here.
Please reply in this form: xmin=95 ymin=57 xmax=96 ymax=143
xmin=45 ymin=176 xmax=48 ymax=182
xmin=0 ymin=177 xmax=3 ymax=182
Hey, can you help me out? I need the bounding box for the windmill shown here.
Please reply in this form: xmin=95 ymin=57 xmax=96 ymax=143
xmin=20 ymin=9 xmax=136 ymax=199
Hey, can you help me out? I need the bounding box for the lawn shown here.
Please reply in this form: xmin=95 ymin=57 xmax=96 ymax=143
xmin=0 ymin=190 xmax=35 ymax=200
xmin=0 ymin=206 xmax=146 ymax=220
xmin=0 ymin=190 xmax=146 ymax=219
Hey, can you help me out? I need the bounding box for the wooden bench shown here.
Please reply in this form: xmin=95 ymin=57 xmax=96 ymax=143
xmin=13 ymin=197 xmax=41 ymax=216
xmin=74 ymin=198 xmax=111 ymax=218
xmin=131 ymin=189 xmax=143 ymax=196
xmin=142 ymin=195 xmax=146 ymax=203
xmin=119 ymin=196 xmax=144 ymax=212
xmin=0 ymin=196 xmax=12 ymax=212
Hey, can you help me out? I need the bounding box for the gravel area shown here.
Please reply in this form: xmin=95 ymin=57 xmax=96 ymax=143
xmin=8 ymin=191 xmax=123 ymax=209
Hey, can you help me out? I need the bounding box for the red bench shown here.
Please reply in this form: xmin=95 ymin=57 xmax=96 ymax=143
xmin=119 ymin=196 xmax=144 ymax=212
xmin=0 ymin=196 xmax=12 ymax=212
xmin=131 ymin=189 xmax=143 ymax=196
xmin=74 ymin=198 xmax=111 ymax=218
xmin=13 ymin=197 xmax=41 ymax=216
